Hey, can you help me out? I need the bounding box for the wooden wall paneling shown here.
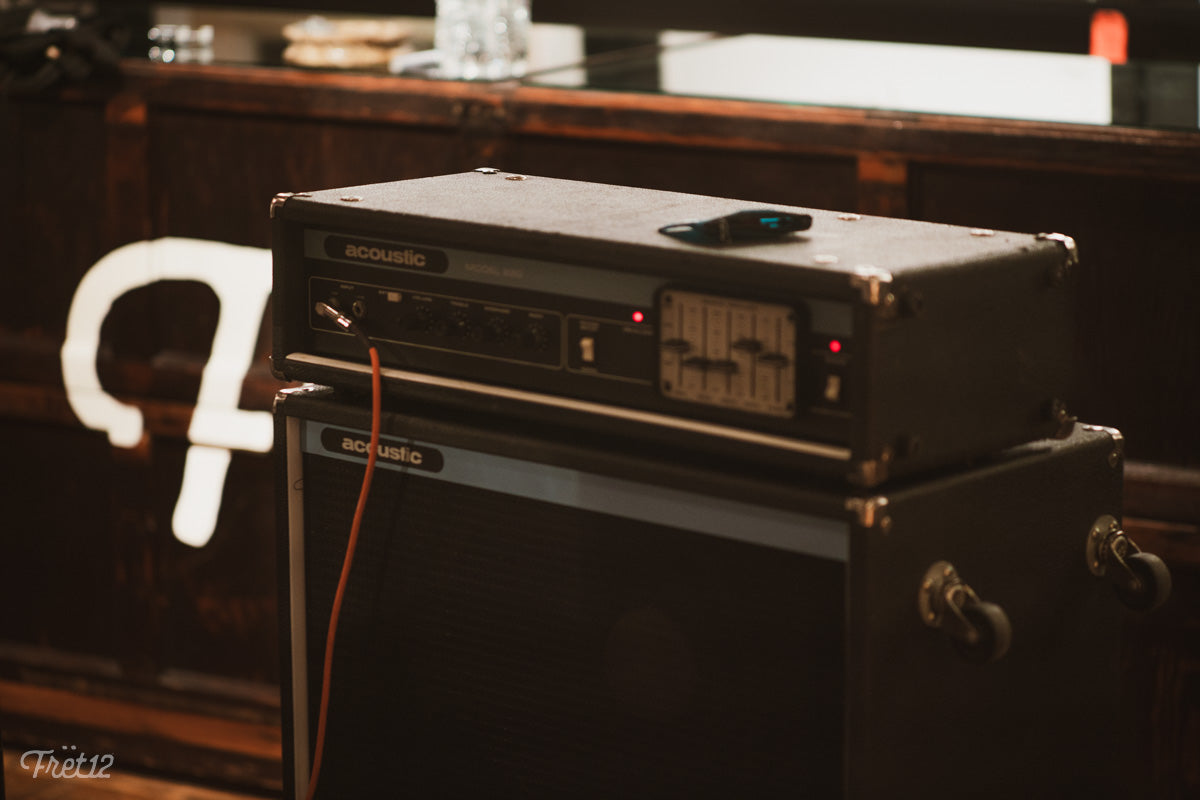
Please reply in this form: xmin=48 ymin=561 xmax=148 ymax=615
xmin=487 ymin=56 xmax=870 ymax=201
xmin=2 ymin=83 xmax=290 ymax=788
xmin=1 ymin=399 xmax=281 ymax=789
xmin=157 ymin=448 xmax=279 ymax=684
xmin=1127 ymin=462 xmax=1200 ymax=528
xmin=108 ymin=431 xmax=179 ymax=681
xmin=145 ymin=110 xmax=470 ymax=249
xmin=500 ymin=135 xmax=859 ymax=211
xmin=0 ymin=421 xmax=122 ymax=660
xmin=856 ymin=154 xmax=908 ymax=217
xmin=1124 ymin=462 xmax=1200 ymax=799
xmin=105 ymin=91 xmax=152 ymax=249
xmin=1116 ymin=556 xmax=1200 ymax=800
xmin=2 ymin=98 xmax=111 ymax=345
xmin=0 ymin=99 xmax=17 ymax=330
xmin=908 ymin=163 xmax=1200 ymax=467
xmin=0 ymin=91 xmax=149 ymax=690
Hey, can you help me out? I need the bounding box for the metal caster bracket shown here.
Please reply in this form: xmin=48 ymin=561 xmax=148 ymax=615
xmin=1087 ymin=515 xmax=1172 ymax=613
xmin=918 ymin=561 xmax=1012 ymax=664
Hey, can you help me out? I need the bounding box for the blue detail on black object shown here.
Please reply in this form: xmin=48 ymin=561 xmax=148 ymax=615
xmin=658 ymin=209 xmax=813 ymax=245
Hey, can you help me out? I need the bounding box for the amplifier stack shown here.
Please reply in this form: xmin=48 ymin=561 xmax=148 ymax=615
xmin=271 ymin=171 xmax=1168 ymax=798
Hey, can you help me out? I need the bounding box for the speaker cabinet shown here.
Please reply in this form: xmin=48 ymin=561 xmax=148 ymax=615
xmin=277 ymin=387 xmax=1127 ymax=798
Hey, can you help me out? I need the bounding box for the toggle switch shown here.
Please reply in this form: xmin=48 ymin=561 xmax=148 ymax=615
xmin=824 ymin=373 xmax=842 ymax=404
xmin=580 ymin=336 xmax=596 ymax=363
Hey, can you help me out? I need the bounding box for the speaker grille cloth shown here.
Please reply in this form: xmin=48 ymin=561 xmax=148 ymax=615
xmin=302 ymin=451 xmax=843 ymax=797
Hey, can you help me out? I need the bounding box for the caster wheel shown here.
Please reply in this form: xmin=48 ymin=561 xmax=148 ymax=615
xmin=952 ymin=601 xmax=1012 ymax=664
xmin=1114 ymin=551 xmax=1172 ymax=612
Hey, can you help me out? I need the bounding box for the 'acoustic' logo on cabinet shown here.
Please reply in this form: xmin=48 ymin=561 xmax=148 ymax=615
xmin=325 ymin=234 xmax=448 ymax=273
xmin=322 ymin=427 xmax=445 ymax=472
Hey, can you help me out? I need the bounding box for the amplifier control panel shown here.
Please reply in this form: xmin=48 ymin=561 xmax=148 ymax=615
xmin=286 ymin=218 xmax=860 ymax=464
xmin=659 ymin=290 xmax=799 ymax=418
xmin=309 ymin=276 xmax=563 ymax=368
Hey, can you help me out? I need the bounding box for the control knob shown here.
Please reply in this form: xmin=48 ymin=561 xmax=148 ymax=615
xmin=522 ymin=323 xmax=551 ymax=351
xmin=484 ymin=317 xmax=514 ymax=344
xmin=445 ymin=310 xmax=470 ymax=338
xmin=411 ymin=306 xmax=435 ymax=332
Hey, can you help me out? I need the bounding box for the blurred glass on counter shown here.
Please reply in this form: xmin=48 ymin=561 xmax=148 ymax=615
xmin=148 ymin=24 xmax=214 ymax=64
xmin=435 ymin=0 xmax=529 ymax=79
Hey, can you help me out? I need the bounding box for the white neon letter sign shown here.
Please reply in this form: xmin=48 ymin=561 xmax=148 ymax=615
xmin=61 ymin=238 xmax=273 ymax=548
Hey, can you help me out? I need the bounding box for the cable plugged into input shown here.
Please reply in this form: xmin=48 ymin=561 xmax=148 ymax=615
xmin=316 ymin=300 xmax=372 ymax=349
xmin=315 ymin=301 xmax=353 ymax=329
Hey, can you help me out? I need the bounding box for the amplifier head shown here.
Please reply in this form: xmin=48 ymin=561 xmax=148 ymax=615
xmin=271 ymin=171 xmax=1078 ymax=484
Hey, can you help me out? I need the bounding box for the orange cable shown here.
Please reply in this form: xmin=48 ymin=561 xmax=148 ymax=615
xmin=306 ymin=346 xmax=382 ymax=800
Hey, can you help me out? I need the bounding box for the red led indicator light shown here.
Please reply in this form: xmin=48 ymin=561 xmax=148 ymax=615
xmin=631 ymin=311 xmax=645 ymax=323
xmin=829 ymin=339 xmax=843 ymax=354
